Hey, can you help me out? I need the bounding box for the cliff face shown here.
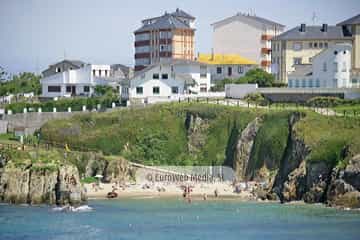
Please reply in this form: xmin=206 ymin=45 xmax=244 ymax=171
xmin=0 ymin=157 xmax=86 ymax=205
xmin=232 ymin=117 xmax=262 ymax=181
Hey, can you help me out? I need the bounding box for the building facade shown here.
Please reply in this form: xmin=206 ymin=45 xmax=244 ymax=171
xmin=337 ymin=14 xmax=360 ymax=86
xmin=122 ymin=60 xmax=211 ymax=100
xmin=211 ymin=13 xmax=284 ymax=73
xmin=41 ymin=60 xmax=130 ymax=98
xmin=197 ymin=53 xmax=257 ymax=83
xmin=271 ymin=24 xmax=353 ymax=83
xmin=134 ymin=9 xmax=195 ymax=72
xmin=288 ymin=44 xmax=356 ymax=88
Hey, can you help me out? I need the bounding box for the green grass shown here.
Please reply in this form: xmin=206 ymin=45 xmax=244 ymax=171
xmin=247 ymin=112 xmax=290 ymax=177
xmin=332 ymin=104 xmax=360 ymax=115
xmin=38 ymin=103 xmax=360 ymax=170
xmin=295 ymin=111 xmax=360 ymax=166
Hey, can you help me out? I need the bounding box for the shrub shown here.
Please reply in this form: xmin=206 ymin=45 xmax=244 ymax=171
xmin=307 ymin=96 xmax=344 ymax=108
xmin=244 ymin=92 xmax=268 ymax=106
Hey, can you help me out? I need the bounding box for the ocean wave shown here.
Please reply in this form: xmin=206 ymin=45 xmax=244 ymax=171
xmin=51 ymin=205 xmax=93 ymax=212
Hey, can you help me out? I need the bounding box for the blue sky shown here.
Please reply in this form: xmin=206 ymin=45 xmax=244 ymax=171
xmin=0 ymin=0 xmax=359 ymax=74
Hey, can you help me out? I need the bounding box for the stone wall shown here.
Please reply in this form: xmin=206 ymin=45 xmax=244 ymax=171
xmin=4 ymin=112 xmax=82 ymax=135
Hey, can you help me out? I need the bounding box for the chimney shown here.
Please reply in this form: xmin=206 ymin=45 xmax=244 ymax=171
xmin=300 ymin=23 xmax=306 ymax=32
xmin=211 ymin=48 xmax=214 ymax=61
xmin=321 ymin=24 xmax=328 ymax=32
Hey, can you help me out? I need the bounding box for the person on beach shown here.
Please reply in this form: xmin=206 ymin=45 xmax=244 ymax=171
xmin=214 ymin=188 xmax=219 ymax=198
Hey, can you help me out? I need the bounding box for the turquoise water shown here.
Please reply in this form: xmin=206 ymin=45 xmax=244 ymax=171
xmin=1 ymin=198 xmax=360 ymax=240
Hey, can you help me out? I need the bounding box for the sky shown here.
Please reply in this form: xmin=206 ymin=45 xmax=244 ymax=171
xmin=0 ymin=0 xmax=359 ymax=75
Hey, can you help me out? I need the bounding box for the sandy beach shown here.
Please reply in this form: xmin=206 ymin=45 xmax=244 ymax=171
xmin=84 ymin=181 xmax=256 ymax=200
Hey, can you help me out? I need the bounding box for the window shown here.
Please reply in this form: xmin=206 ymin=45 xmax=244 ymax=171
xmin=314 ymin=42 xmax=318 ymax=48
xmin=293 ymin=58 xmax=302 ymax=65
xmin=333 ymin=78 xmax=338 ymax=87
xmin=316 ymin=79 xmax=320 ymax=87
xmin=334 ymin=62 xmax=338 ymax=72
xmin=200 ymin=66 xmax=207 ymax=78
xmin=105 ymin=70 xmax=108 ymax=77
xmin=309 ymin=79 xmax=313 ymax=88
xmin=309 ymin=57 xmax=313 ymax=63
xmin=319 ymin=42 xmax=323 ymax=48
xmin=153 ymin=73 xmax=159 ymax=79
xmin=66 ymin=86 xmax=72 ymax=93
xmin=171 ymin=86 xmax=179 ymax=94
xmin=323 ymin=62 xmax=327 ymax=72
xmin=309 ymin=42 xmax=313 ymax=48
xmin=334 ymin=51 xmax=338 ymax=55
xmin=200 ymin=84 xmax=207 ymax=92
xmin=153 ymin=86 xmax=160 ymax=94
xmin=48 ymin=86 xmax=61 ymax=92
xmin=136 ymin=87 xmax=143 ymax=94
xmin=238 ymin=66 xmax=244 ymax=74
xmin=56 ymin=67 xmax=61 ymax=73
xmin=301 ymin=79 xmax=306 ymax=88
xmin=161 ymin=73 xmax=168 ymax=79
xmin=93 ymin=70 xmax=96 ymax=76
xmin=227 ymin=67 xmax=232 ymax=76
xmin=324 ymin=42 xmax=328 ymax=48
xmin=293 ymin=42 xmax=303 ymax=51
xmin=216 ymin=67 xmax=222 ymax=74
xmin=99 ymin=70 xmax=102 ymax=76
xmin=352 ymin=79 xmax=358 ymax=84
xmin=289 ymin=79 xmax=293 ymax=87
xmin=84 ymin=86 xmax=90 ymax=92
xmin=295 ymin=79 xmax=300 ymax=88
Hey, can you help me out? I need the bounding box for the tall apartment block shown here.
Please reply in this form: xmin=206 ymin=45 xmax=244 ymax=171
xmin=211 ymin=13 xmax=285 ymax=73
xmin=134 ymin=9 xmax=196 ymax=71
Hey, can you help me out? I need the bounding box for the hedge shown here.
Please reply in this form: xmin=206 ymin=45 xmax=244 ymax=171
xmin=5 ymin=95 xmax=120 ymax=114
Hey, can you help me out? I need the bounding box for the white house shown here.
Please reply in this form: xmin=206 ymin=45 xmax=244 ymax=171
xmin=40 ymin=60 xmax=131 ymax=98
xmin=122 ymin=60 xmax=211 ymax=101
xmin=288 ymin=44 xmax=356 ymax=88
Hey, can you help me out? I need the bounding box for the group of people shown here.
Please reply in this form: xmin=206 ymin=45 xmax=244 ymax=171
xmin=182 ymin=185 xmax=219 ymax=203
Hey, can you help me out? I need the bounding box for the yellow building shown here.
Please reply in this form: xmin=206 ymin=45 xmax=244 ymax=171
xmin=271 ymin=23 xmax=352 ymax=83
xmin=198 ymin=53 xmax=257 ymax=82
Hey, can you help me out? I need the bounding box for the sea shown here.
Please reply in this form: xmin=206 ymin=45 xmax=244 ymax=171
xmin=0 ymin=198 xmax=359 ymax=240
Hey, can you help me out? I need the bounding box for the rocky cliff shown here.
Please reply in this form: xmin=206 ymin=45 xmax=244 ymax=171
xmin=0 ymin=163 xmax=86 ymax=205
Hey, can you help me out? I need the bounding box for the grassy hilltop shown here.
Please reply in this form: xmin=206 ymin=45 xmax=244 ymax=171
xmin=39 ymin=103 xmax=360 ymax=173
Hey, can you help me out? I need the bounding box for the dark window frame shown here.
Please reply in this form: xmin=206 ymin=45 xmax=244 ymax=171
xmin=48 ymin=86 xmax=61 ymax=92
xmin=153 ymin=86 xmax=160 ymax=94
xmin=153 ymin=73 xmax=160 ymax=79
xmin=136 ymin=87 xmax=143 ymax=94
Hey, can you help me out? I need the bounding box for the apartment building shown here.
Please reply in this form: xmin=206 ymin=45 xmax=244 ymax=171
xmin=271 ymin=23 xmax=353 ymax=83
xmin=337 ymin=14 xmax=360 ymax=86
xmin=211 ymin=13 xmax=284 ymax=73
xmin=134 ymin=9 xmax=195 ymax=72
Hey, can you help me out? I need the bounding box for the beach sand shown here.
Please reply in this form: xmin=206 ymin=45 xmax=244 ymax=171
xmin=84 ymin=182 xmax=255 ymax=200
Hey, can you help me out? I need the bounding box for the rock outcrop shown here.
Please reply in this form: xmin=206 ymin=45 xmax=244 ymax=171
xmin=272 ymin=112 xmax=310 ymax=202
xmin=233 ymin=117 xmax=262 ymax=180
xmin=185 ymin=113 xmax=209 ymax=154
xmin=0 ymin=161 xmax=86 ymax=205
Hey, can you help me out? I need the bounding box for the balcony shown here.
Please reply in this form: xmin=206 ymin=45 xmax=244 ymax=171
xmin=134 ymin=40 xmax=150 ymax=47
xmin=261 ymin=60 xmax=271 ymax=67
xmin=134 ymin=52 xmax=150 ymax=59
xmin=261 ymin=48 xmax=271 ymax=54
xmin=261 ymin=34 xmax=273 ymax=41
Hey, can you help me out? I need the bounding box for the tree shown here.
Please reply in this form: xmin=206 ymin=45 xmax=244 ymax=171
xmin=236 ymin=68 xmax=275 ymax=87
xmin=94 ymin=85 xmax=116 ymax=96
xmin=0 ymin=72 xmax=41 ymax=96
